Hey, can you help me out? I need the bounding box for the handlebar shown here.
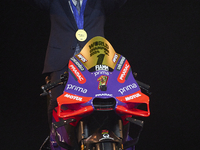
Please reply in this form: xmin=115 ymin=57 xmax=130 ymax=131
xmin=136 ymin=80 xmax=151 ymax=95
xmin=133 ymin=72 xmax=151 ymax=95
xmin=40 ymin=72 xmax=68 ymax=96
xmin=40 ymin=71 xmax=151 ymax=96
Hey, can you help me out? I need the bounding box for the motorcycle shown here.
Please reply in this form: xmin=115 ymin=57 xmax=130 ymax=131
xmin=40 ymin=36 xmax=151 ymax=150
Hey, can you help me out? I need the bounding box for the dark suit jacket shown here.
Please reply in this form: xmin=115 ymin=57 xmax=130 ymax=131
xmin=25 ymin=0 xmax=127 ymax=73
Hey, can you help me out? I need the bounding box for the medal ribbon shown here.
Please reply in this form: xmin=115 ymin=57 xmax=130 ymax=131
xmin=70 ymin=0 xmax=87 ymax=29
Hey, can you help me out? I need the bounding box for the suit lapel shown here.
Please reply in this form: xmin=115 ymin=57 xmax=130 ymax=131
xmin=59 ymin=0 xmax=78 ymax=30
xmin=84 ymin=0 xmax=96 ymax=27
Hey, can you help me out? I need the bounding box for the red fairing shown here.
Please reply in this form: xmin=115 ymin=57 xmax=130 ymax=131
xmin=116 ymin=91 xmax=150 ymax=117
xmin=57 ymin=92 xmax=93 ymax=117
xmin=117 ymin=60 xmax=130 ymax=83
xmin=68 ymin=60 xmax=86 ymax=84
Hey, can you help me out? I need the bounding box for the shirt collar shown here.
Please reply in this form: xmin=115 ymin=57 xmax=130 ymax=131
xmin=72 ymin=0 xmax=83 ymax=6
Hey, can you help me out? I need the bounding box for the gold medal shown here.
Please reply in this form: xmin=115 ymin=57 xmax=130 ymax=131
xmin=76 ymin=29 xmax=87 ymax=41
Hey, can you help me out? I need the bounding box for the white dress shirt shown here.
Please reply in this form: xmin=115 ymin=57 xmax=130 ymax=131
xmin=69 ymin=0 xmax=83 ymax=13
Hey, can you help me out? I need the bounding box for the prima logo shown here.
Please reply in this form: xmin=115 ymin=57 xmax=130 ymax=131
xmin=94 ymin=70 xmax=109 ymax=76
xmin=118 ymin=83 xmax=137 ymax=95
xmin=65 ymin=84 xmax=87 ymax=93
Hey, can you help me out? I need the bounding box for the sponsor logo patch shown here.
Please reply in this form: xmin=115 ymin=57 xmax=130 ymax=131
xmin=117 ymin=60 xmax=130 ymax=83
xmin=116 ymin=56 xmax=125 ymax=71
xmin=70 ymin=57 xmax=85 ymax=71
xmin=95 ymin=65 xmax=109 ymax=71
xmin=69 ymin=61 xmax=86 ymax=84
xmin=65 ymin=84 xmax=87 ymax=93
xmin=77 ymin=53 xmax=87 ymax=63
xmin=118 ymin=83 xmax=137 ymax=95
xmin=112 ymin=53 xmax=119 ymax=63
xmin=95 ymin=93 xmax=113 ymax=97
xmin=64 ymin=93 xmax=82 ymax=101
xmin=94 ymin=70 xmax=109 ymax=77
xmin=125 ymin=93 xmax=141 ymax=101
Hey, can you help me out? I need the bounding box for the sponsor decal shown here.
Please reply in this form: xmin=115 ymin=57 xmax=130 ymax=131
xmin=70 ymin=57 xmax=85 ymax=71
xmin=112 ymin=53 xmax=119 ymax=63
xmin=77 ymin=53 xmax=87 ymax=63
xmin=97 ymin=75 xmax=108 ymax=90
xmin=94 ymin=70 xmax=109 ymax=77
xmin=64 ymin=93 xmax=82 ymax=101
xmin=118 ymin=83 xmax=137 ymax=95
xmin=95 ymin=93 xmax=113 ymax=97
xmin=65 ymin=84 xmax=87 ymax=94
xmin=117 ymin=60 xmax=130 ymax=83
xmin=69 ymin=61 xmax=86 ymax=84
xmin=95 ymin=65 xmax=109 ymax=71
xmin=89 ymin=41 xmax=109 ymax=57
xmin=99 ymin=130 xmax=114 ymax=141
xmin=116 ymin=56 xmax=125 ymax=71
xmin=125 ymin=93 xmax=141 ymax=101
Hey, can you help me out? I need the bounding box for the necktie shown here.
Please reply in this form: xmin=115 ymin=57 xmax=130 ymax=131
xmin=76 ymin=0 xmax=81 ymax=15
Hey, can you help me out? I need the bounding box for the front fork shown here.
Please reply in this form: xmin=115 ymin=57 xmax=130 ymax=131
xmin=78 ymin=120 xmax=124 ymax=150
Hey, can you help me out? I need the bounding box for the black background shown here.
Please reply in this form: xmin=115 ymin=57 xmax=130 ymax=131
xmin=1 ymin=0 xmax=200 ymax=149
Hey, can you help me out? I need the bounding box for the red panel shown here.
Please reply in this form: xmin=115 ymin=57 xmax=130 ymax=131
xmin=117 ymin=60 xmax=130 ymax=83
xmin=68 ymin=60 xmax=86 ymax=84
xmin=116 ymin=92 xmax=150 ymax=117
xmin=58 ymin=105 xmax=94 ymax=118
xmin=57 ymin=92 xmax=92 ymax=105
xmin=56 ymin=92 xmax=93 ymax=119
xmin=116 ymin=105 xmax=150 ymax=117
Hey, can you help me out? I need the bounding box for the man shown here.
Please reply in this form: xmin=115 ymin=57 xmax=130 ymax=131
xmin=25 ymin=0 xmax=127 ymax=128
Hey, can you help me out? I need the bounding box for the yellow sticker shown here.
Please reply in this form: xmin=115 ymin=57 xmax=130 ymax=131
xmin=76 ymin=36 xmax=120 ymax=70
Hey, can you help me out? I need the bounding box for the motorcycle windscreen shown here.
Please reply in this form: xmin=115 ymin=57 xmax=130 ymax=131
xmin=75 ymin=36 xmax=120 ymax=71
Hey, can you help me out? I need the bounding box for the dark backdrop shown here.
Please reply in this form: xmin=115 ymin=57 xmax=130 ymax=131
xmin=2 ymin=0 xmax=200 ymax=149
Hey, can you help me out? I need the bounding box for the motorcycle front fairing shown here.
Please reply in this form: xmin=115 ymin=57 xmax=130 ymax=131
xmin=51 ymin=36 xmax=150 ymax=150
